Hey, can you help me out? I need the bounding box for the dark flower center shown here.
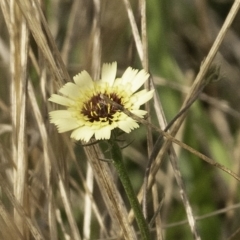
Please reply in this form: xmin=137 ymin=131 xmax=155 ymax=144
xmin=81 ymin=93 xmax=123 ymax=123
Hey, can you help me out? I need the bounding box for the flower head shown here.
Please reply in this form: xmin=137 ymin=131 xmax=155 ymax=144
xmin=49 ymin=62 xmax=154 ymax=142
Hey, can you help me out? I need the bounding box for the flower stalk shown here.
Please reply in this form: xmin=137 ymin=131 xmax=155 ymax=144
xmin=110 ymin=140 xmax=151 ymax=240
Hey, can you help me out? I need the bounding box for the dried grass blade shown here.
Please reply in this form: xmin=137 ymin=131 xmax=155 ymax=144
xmin=0 ymin=0 xmax=10 ymax=30
xmin=58 ymin=177 xmax=82 ymax=240
xmin=55 ymin=209 xmax=71 ymax=239
xmin=122 ymin=0 xmax=143 ymax=62
xmin=140 ymin=0 xmax=148 ymax=70
xmin=170 ymin=0 xmax=240 ymax=137
xmin=84 ymin=145 xmax=138 ymax=240
xmin=28 ymin=82 xmax=82 ymax=240
xmin=70 ymin=162 xmax=109 ymax=237
xmin=146 ymin=0 xmax=240 ymax=207
xmin=9 ymin=1 xmax=29 ymax=236
xmin=48 ymin=190 xmax=58 ymax=240
xmin=15 ymin=0 xmax=70 ymax=84
xmin=151 ymin=184 xmax=163 ymax=240
xmin=28 ymin=81 xmax=57 ymax=238
xmin=83 ymin=164 xmax=93 ymax=240
xmin=141 ymin=3 xmax=240 ymax=237
xmin=61 ymin=0 xmax=82 ymax=64
xmin=0 ymin=200 xmax=24 ymax=240
xmin=0 ymin=175 xmax=45 ymax=240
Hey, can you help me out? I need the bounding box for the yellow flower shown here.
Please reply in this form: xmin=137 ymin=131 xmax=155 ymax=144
xmin=49 ymin=62 xmax=154 ymax=142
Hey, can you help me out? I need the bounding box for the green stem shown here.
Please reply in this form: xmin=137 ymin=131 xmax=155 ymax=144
xmin=110 ymin=141 xmax=151 ymax=240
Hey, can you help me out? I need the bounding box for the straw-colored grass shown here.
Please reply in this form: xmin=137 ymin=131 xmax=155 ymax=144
xmin=1 ymin=0 xmax=240 ymax=239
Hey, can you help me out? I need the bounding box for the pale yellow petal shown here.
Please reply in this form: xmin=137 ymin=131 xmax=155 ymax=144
xmin=50 ymin=118 xmax=80 ymax=132
xmin=134 ymin=89 xmax=154 ymax=106
xmin=73 ymin=71 xmax=93 ymax=88
xmin=130 ymin=109 xmax=147 ymax=117
xmin=121 ymin=67 xmax=138 ymax=85
xmin=49 ymin=94 xmax=74 ymax=106
xmin=49 ymin=110 xmax=73 ymax=119
xmin=101 ymin=62 xmax=117 ymax=86
xmin=94 ymin=125 xmax=112 ymax=140
xmin=117 ymin=117 xmax=139 ymax=133
xmin=131 ymin=70 xmax=149 ymax=92
xmin=132 ymin=89 xmax=147 ymax=97
xmin=113 ymin=78 xmax=122 ymax=86
xmin=59 ymin=82 xmax=80 ymax=99
xmin=70 ymin=126 xmax=94 ymax=142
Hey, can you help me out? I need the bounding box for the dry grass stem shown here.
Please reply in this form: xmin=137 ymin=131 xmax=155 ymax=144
xmin=1 ymin=0 xmax=240 ymax=239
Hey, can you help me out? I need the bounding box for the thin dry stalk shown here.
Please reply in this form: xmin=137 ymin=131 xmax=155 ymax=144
xmin=83 ymin=2 xmax=101 ymax=237
xmin=0 ymin=175 xmax=44 ymax=240
xmin=122 ymin=0 xmax=143 ymax=62
xmin=84 ymin=145 xmax=138 ymax=240
xmin=147 ymin=0 xmax=240 ymax=220
xmin=1 ymin=0 xmax=240 ymax=239
xmin=28 ymin=81 xmax=82 ymax=240
xmin=9 ymin=1 xmax=29 ymax=237
xmin=120 ymin=1 xmax=201 ymax=237
xmin=151 ymin=184 xmax=163 ymax=240
xmin=83 ymin=165 xmax=94 ymax=240
xmin=0 ymin=200 xmax=24 ymax=240
xmin=169 ymin=0 xmax=240 ymax=137
xmin=15 ymin=0 xmax=70 ymax=84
